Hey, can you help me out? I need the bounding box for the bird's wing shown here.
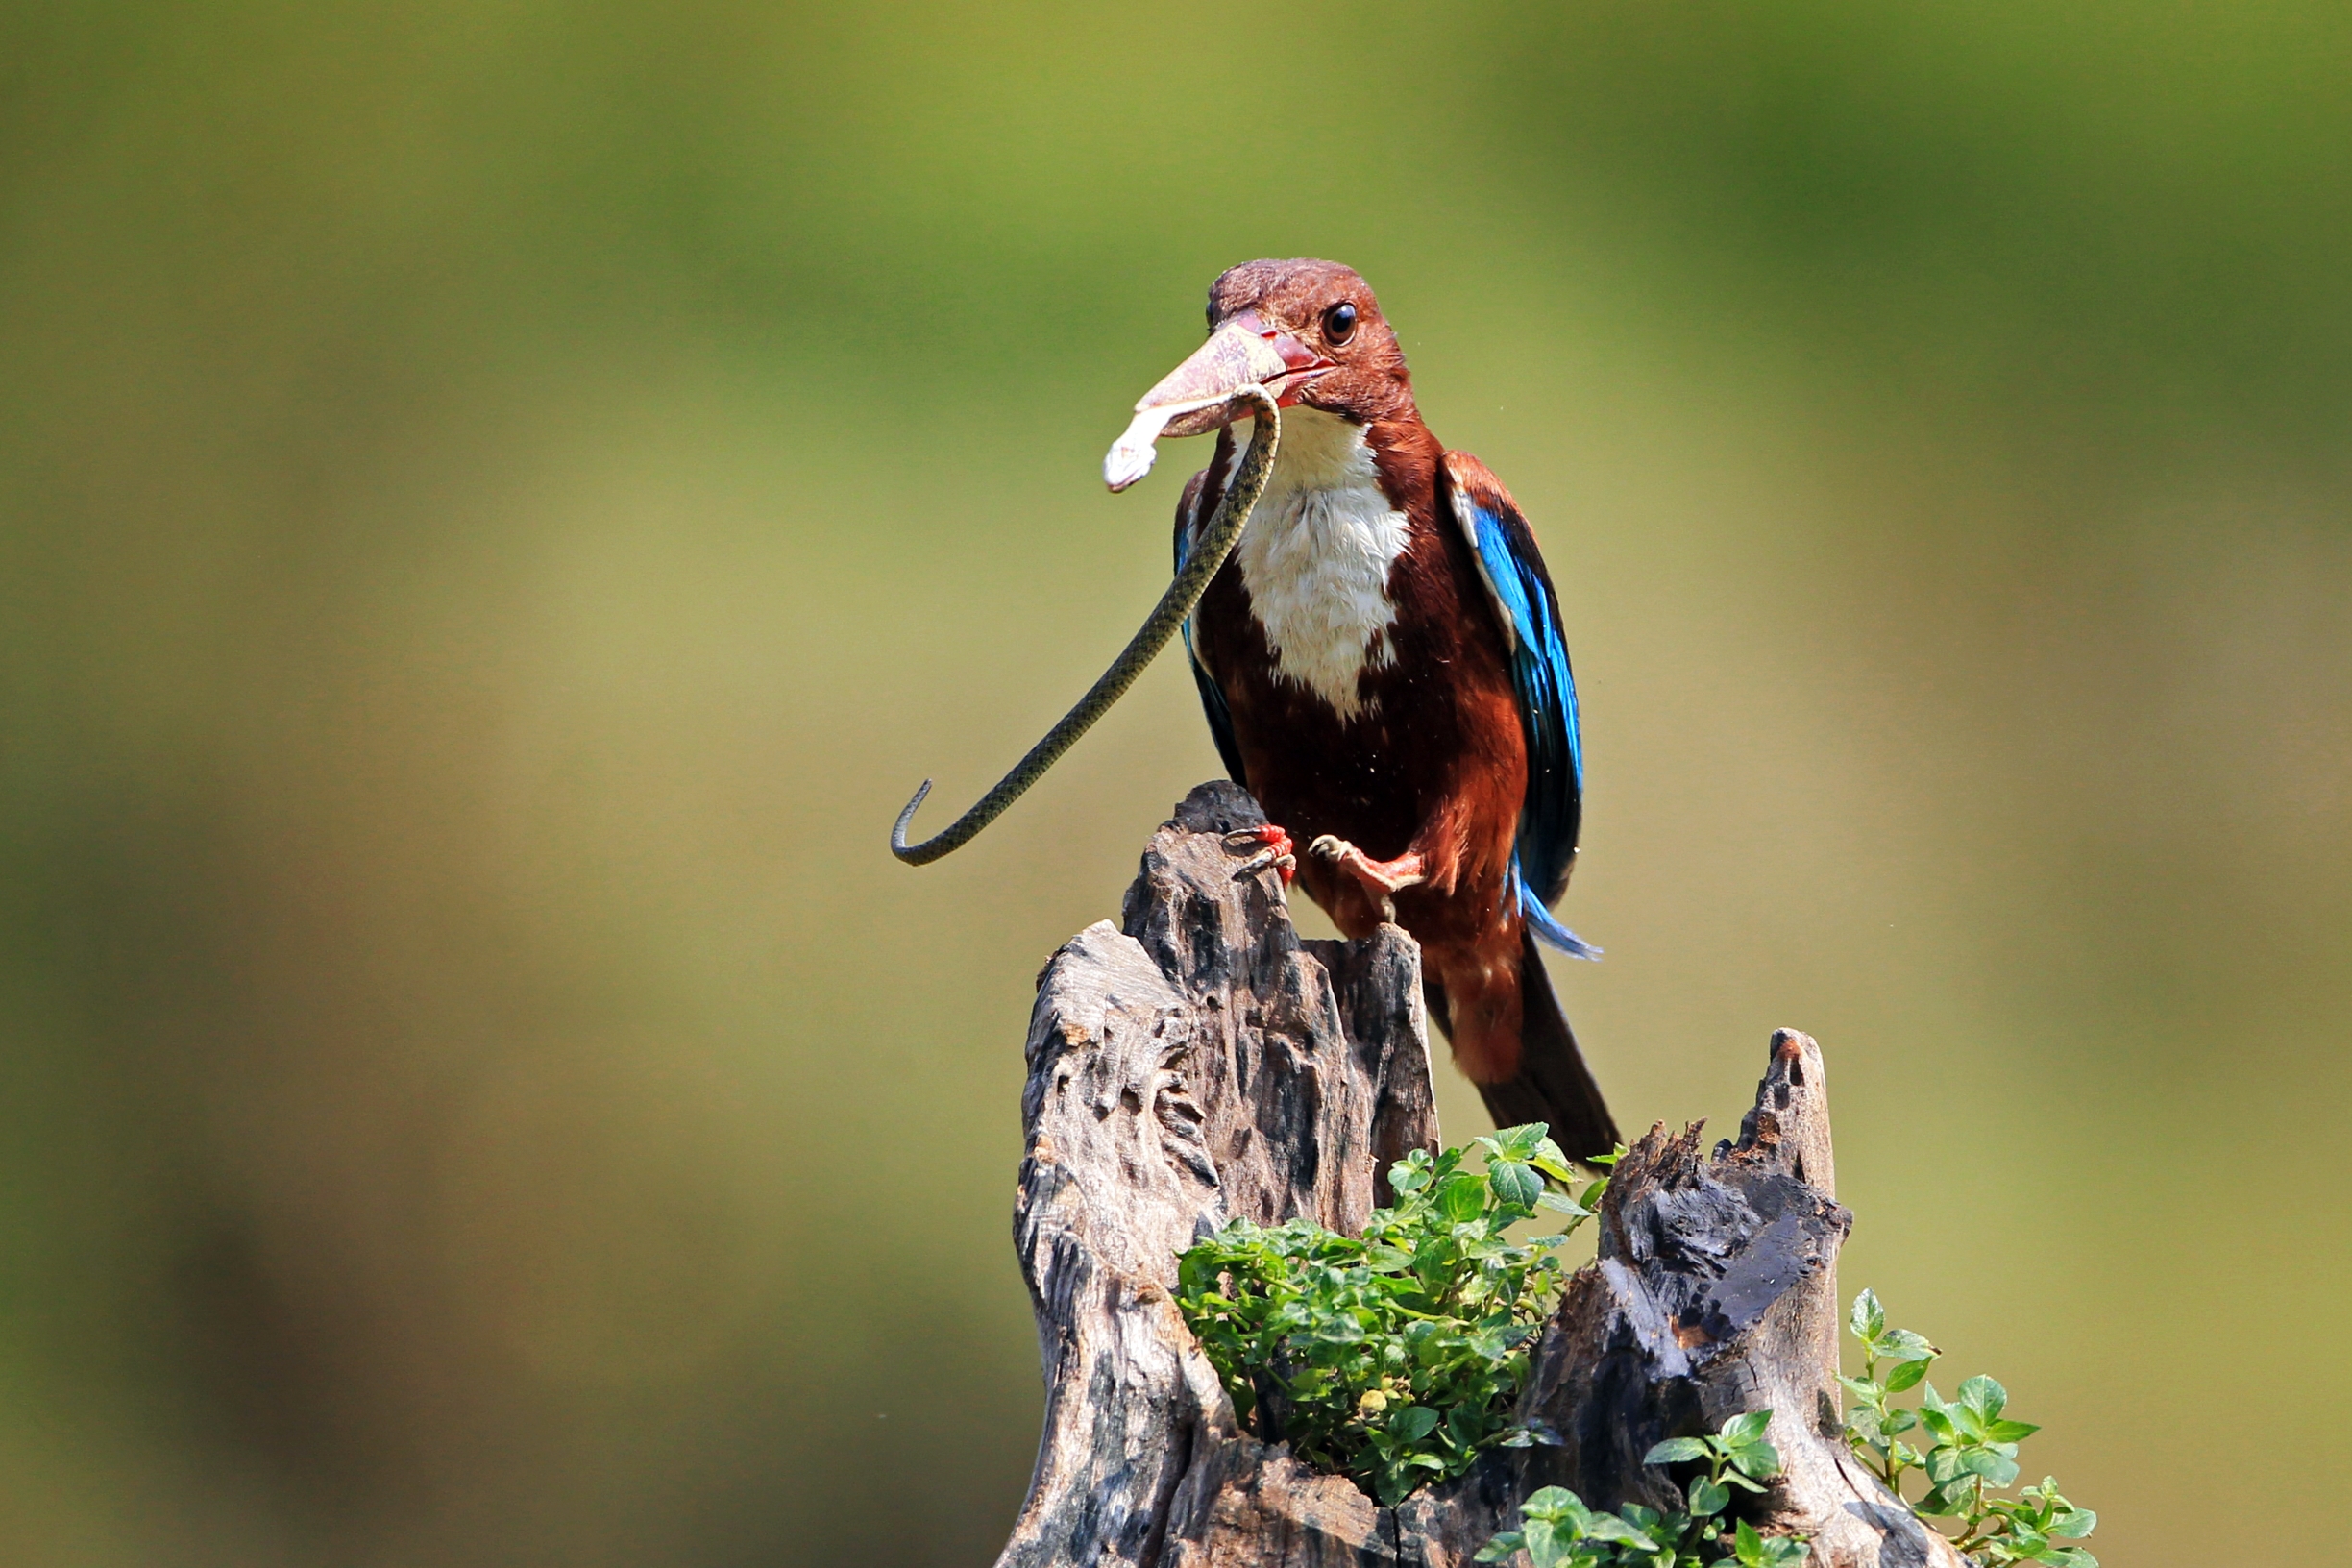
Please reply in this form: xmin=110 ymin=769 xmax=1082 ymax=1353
xmin=1441 ymin=452 xmax=1593 ymax=956
xmin=1175 ymin=464 xmax=1249 ymax=788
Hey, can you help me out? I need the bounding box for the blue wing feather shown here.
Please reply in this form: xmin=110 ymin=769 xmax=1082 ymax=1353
xmin=1444 ymin=454 xmax=1598 ymax=959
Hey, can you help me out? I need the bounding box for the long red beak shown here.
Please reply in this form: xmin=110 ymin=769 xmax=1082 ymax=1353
xmin=1103 ymin=314 xmax=1336 ymax=491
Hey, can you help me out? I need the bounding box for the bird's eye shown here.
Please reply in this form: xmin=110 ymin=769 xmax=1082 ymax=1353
xmin=1322 ymin=302 xmax=1359 ymax=346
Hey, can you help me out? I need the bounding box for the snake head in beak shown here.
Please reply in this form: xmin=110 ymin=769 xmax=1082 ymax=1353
xmin=1103 ymin=311 xmax=1334 ymax=492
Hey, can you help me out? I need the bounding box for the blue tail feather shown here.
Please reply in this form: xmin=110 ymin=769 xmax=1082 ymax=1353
xmin=1516 ymin=868 xmax=1601 ymax=960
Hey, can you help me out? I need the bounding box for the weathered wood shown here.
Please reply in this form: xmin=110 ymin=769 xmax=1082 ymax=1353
xmin=1116 ymin=782 xmax=1440 ymax=1235
xmin=998 ymin=784 xmax=1960 ymax=1568
xmin=998 ymin=782 xmax=1440 ymax=1567
xmin=1404 ymin=1031 xmax=1964 ymax=1568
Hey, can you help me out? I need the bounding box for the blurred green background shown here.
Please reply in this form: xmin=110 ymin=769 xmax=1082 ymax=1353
xmin=4 ymin=2 xmax=2348 ymax=1562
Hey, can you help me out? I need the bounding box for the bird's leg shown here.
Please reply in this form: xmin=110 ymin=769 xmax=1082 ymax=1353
xmin=1224 ymin=825 xmax=1296 ymax=886
xmin=1306 ymin=836 xmax=1427 ymax=924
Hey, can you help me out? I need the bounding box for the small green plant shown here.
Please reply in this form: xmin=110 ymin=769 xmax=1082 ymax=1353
xmin=1475 ymin=1410 xmax=1810 ymax=1568
xmin=1474 ymin=1486 xmax=1660 ymax=1568
xmin=1842 ymin=1289 xmax=2098 ymax=1566
xmin=1174 ymin=1125 xmax=1610 ymax=1505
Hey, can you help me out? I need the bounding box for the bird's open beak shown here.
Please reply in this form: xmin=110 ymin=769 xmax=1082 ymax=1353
xmin=1103 ymin=313 xmax=1335 ymax=491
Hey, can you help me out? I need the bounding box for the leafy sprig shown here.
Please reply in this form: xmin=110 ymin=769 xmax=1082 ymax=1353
xmin=1475 ymin=1485 xmax=1662 ymax=1568
xmin=1477 ymin=1409 xmax=1810 ymax=1568
xmin=1840 ymin=1286 xmax=1940 ymax=1493
xmin=1173 ymin=1125 xmax=1611 ymax=1505
xmin=1646 ymin=1410 xmax=1785 ymax=1524
xmin=1841 ymin=1289 xmax=2097 ymax=1566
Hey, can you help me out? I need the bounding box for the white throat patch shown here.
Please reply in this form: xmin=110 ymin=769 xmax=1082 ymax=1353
xmin=1228 ymin=408 xmax=1409 ymax=720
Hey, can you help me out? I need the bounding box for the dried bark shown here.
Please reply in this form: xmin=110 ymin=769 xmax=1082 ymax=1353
xmin=997 ymin=782 xmax=1961 ymax=1568
xmin=997 ymin=781 xmax=1437 ymax=1568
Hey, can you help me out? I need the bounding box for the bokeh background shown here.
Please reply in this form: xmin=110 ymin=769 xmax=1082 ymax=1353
xmin=5 ymin=3 xmax=2348 ymax=1562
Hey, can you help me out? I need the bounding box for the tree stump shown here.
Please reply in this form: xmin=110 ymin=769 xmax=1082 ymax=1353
xmin=997 ymin=783 xmax=1961 ymax=1568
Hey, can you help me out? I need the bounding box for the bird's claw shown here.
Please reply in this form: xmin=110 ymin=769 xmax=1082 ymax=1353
xmin=1225 ymin=825 xmax=1296 ymax=886
xmin=1307 ymin=834 xmax=1421 ymax=922
xmin=1232 ymin=847 xmax=1296 ymax=883
xmin=1308 ymin=834 xmax=1422 ymax=889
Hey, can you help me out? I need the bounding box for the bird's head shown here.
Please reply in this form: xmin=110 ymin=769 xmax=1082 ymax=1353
xmin=1104 ymin=258 xmax=1413 ymax=491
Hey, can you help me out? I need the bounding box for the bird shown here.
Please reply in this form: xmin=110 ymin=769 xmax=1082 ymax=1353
xmin=1113 ymin=258 xmax=1618 ymax=1161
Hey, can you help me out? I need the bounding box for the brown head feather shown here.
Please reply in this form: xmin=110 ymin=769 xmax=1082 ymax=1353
xmin=1206 ymin=258 xmax=1416 ymax=426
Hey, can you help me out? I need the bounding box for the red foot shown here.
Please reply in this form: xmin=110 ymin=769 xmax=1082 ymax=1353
xmin=1255 ymin=824 xmax=1296 ymax=886
xmin=1255 ymin=825 xmax=1293 ymax=869
xmin=1307 ymin=834 xmax=1426 ymax=895
xmin=1226 ymin=824 xmax=1296 ymax=886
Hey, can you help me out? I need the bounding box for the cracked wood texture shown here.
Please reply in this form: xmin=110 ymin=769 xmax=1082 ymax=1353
xmin=996 ymin=782 xmax=1960 ymax=1568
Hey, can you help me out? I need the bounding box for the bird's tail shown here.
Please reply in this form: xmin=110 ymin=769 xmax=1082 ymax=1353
xmin=1516 ymin=866 xmax=1602 ymax=960
xmin=1430 ymin=930 xmax=1619 ymax=1164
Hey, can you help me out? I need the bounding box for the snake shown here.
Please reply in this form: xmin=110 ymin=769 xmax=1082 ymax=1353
xmin=890 ymin=389 xmax=1280 ymax=865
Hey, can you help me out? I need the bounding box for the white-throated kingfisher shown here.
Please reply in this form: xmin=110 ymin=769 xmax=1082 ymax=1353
xmin=1106 ymin=259 xmax=1617 ymax=1159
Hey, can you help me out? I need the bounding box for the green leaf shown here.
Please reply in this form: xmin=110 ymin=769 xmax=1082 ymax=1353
xmin=1850 ymin=1289 xmax=1886 ymax=1343
xmin=1489 ymin=1159 xmax=1544 ymax=1211
xmin=1957 ymin=1375 xmax=2008 ymax=1420
xmin=1915 ymin=1485 xmax=1962 ymax=1516
xmin=1585 ymin=1515 xmax=1658 ymax=1550
xmin=1644 ymin=1437 xmax=1709 ymax=1464
xmin=1468 ymin=1323 xmax=1534 ymax=1360
xmin=1474 ymin=1532 xmax=1524 ymax=1563
xmin=1438 ymin=1172 xmax=1488 ymax=1224
xmin=1882 ymin=1358 xmax=1931 ymax=1394
xmin=1880 ymin=1408 xmax=1918 ymax=1435
xmin=1985 ymin=1419 xmax=2041 ymax=1444
xmin=1688 ymin=1476 xmax=1729 ymax=1516
xmin=1728 ymin=1439 xmax=1782 ymax=1480
xmin=1721 ymin=1409 xmax=1774 ymax=1446
xmin=1315 ymin=1314 xmax=1366 ymax=1344
xmin=1390 ymin=1405 xmax=1441 ymax=1443
xmin=1495 ymin=1123 xmax=1550 ymax=1156
xmin=1876 ymin=1329 xmax=1936 ymax=1363
xmin=1536 ymin=1189 xmax=1589 ymax=1216
xmin=2049 ymin=1509 xmax=2096 ymax=1539
xmin=1963 ymin=1449 xmax=2021 ymax=1488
